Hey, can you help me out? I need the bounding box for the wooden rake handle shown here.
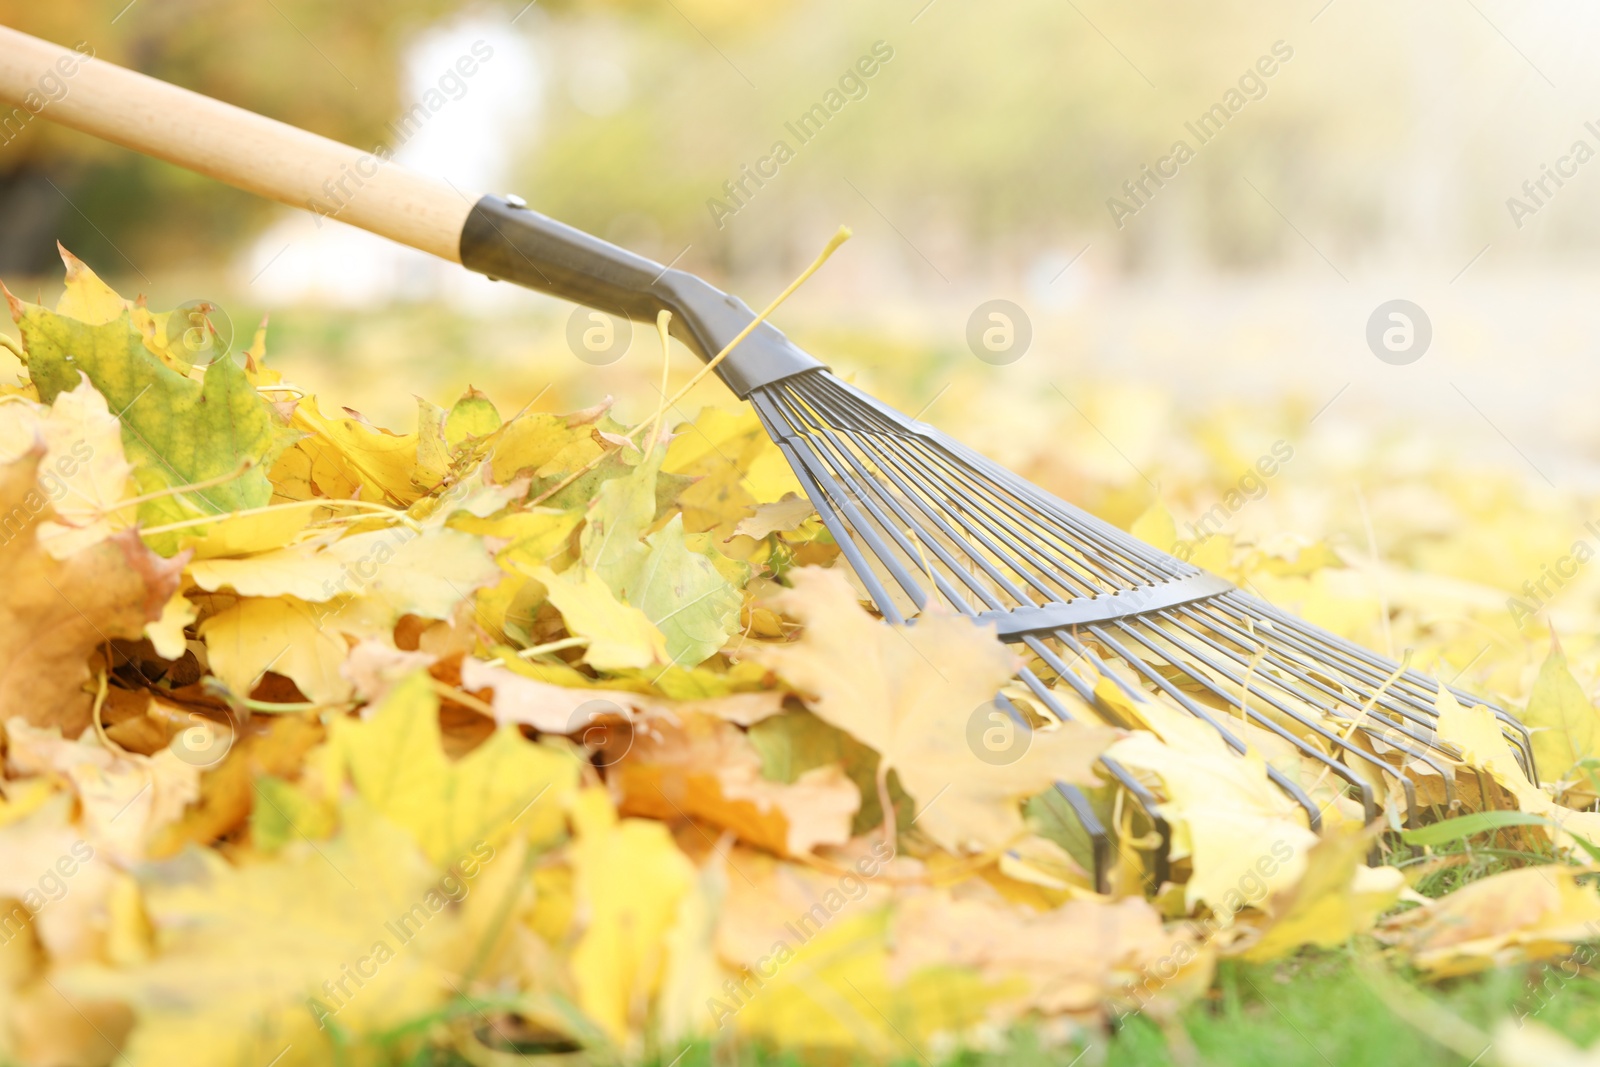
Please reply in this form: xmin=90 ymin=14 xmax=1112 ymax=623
xmin=0 ymin=24 xmax=477 ymax=262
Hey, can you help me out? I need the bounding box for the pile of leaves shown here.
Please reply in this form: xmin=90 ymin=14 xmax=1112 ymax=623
xmin=3 ymin=250 xmax=1600 ymax=1067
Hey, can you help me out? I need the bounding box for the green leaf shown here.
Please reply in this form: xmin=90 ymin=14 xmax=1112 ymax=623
xmin=581 ymin=450 xmax=661 ymax=583
xmin=1025 ymin=784 xmax=1113 ymax=877
xmin=8 ymin=299 xmax=297 ymax=550
xmin=444 ymin=387 xmax=502 ymax=449
xmin=616 ymin=515 xmax=745 ymax=668
xmin=1399 ymin=811 xmax=1552 ymax=847
xmin=1401 ymin=810 xmax=1600 ymax=862
xmin=576 ymin=451 xmax=744 ymax=668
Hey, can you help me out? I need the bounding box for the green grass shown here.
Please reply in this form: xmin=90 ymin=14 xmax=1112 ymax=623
xmin=395 ymin=949 xmax=1600 ymax=1067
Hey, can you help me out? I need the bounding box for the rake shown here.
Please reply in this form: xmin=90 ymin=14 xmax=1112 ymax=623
xmin=1 ymin=27 xmax=1536 ymax=886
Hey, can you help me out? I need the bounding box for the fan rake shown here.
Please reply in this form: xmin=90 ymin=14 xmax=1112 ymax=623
xmin=1 ymin=27 xmax=1538 ymax=889
xmin=745 ymin=369 xmax=1537 ymax=887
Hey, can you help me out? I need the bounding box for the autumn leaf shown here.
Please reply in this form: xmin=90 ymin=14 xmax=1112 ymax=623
xmin=1225 ymin=823 xmax=1403 ymax=960
xmin=747 ymin=567 xmax=1116 ymax=854
xmin=1380 ymin=863 xmax=1600 ymax=977
xmin=1435 ymin=689 xmax=1600 ymax=856
xmin=4 ymin=717 xmax=200 ymax=863
xmin=1097 ymin=678 xmax=1321 ymax=915
xmin=0 ymin=451 xmax=185 ymax=734
xmin=610 ymin=708 xmax=859 ymax=856
xmin=568 ymin=787 xmax=698 ymax=1046
xmin=0 ymin=375 xmax=135 ymax=557
xmin=1522 ymin=637 xmax=1600 ymax=790
xmin=327 ymin=671 xmax=579 ymax=864
xmin=6 ymin=276 xmax=298 ymax=551
xmin=63 ymin=803 xmax=489 ymax=1066
xmin=578 ymin=449 xmax=745 ymax=667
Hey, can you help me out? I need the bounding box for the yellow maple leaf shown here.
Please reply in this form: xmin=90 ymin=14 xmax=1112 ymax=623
xmin=568 ymin=787 xmax=697 ymax=1045
xmin=1523 ymin=638 xmax=1600 ymax=790
xmin=747 ymin=567 xmax=1116 ymax=853
xmin=526 ymin=564 xmax=669 ymax=671
xmin=63 ymin=802 xmax=496 ymax=1066
xmin=1098 ymin=678 xmax=1320 ymax=916
xmin=1435 ymin=689 xmax=1600 ymax=855
xmin=1226 ymin=823 xmax=1402 ymax=960
xmin=199 ymin=596 xmax=362 ymax=704
xmin=327 ymin=671 xmax=578 ymax=864
xmin=1383 ymin=863 xmax=1600 ymax=977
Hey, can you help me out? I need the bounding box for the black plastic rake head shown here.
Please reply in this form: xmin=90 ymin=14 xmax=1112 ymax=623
xmin=460 ymin=197 xmax=1538 ymax=886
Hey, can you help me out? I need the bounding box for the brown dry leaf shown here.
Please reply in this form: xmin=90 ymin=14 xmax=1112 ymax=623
xmin=611 ymin=709 xmax=859 ymax=856
xmin=1381 ymin=863 xmax=1600 ymax=977
xmin=146 ymin=714 xmax=325 ymax=859
xmin=747 ymin=567 xmax=1116 ymax=853
xmin=890 ymin=889 xmax=1213 ymax=1022
xmin=0 ymin=452 xmax=185 ymax=735
xmin=460 ymin=655 xmax=785 ymax=732
xmin=4 ymin=717 xmax=200 ymax=863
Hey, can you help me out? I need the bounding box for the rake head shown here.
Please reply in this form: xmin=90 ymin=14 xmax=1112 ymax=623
xmin=453 ymin=196 xmax=1535 ymax=888
xmin=747 ymin=368 xmax=1537 ymax=888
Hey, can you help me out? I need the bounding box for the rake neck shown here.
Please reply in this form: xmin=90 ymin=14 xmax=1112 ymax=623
xmin=459 ymin=195 xmax=825 ymax=397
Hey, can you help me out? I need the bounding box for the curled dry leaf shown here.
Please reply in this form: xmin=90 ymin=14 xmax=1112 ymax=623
xmin=1380 ymin=863 xmax=1600 ymax=977
xmin=0 ymin=452 xmax=184 ymax=735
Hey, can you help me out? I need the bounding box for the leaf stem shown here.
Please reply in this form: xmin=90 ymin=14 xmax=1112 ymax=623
xmin=138 ymin=496 xmax=421 ymax=537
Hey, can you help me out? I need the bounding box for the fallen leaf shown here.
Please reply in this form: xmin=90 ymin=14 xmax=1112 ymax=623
xmin=1099 ymin=678 xmax=1320 ymax=915
xmin=611 ymin=709 xmax=859 ymax=856
xmin=733 ymin=494 xmax=816 ymax=540
xmin=6 ymin=282 xmax=298 ymax=550
xmin=4 ymin=717 xmax=200 ymax=863
xmin=747 ymin=567 xmax=1115 ymax=853
xmin=328 ymin=671 xmax=578 ymax=864
xmin=64 ymin=803 xmax=488 ymax=1066
xmin=1381 ymin=863 xmax=1600 ymax=977
xmin=1523 ymin=638 xmax=1600 ymax=790
xmin=568 ymin=787 xmax=697 ymax=1046
xmin=0 ymin=452 xmax=184 ymax=734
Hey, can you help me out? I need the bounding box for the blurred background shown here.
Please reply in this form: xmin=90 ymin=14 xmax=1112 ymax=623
xmin=4 ymin=0 xmax=1600 ymax=699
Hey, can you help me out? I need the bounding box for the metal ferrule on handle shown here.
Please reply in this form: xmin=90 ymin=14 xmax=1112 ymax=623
xmin=458 ymin=196 xmax=824 ymax=396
